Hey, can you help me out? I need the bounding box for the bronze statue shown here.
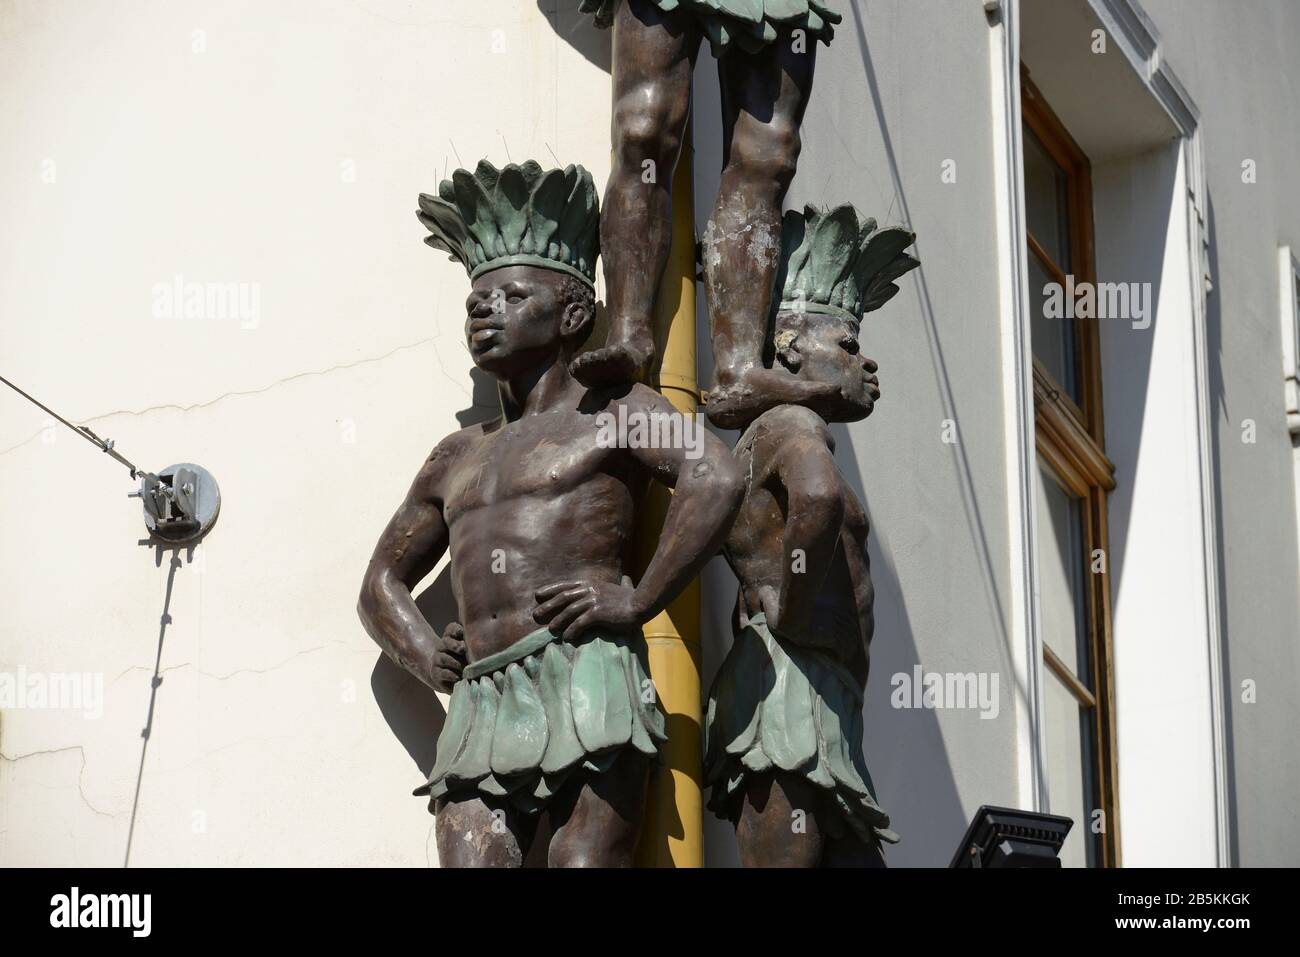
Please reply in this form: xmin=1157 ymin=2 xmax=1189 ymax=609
xmin=358 ymin=160 xmax=743 ymax=867
xmin=574 ymin=0 xmax=845 ymax=429
xmin=704 ymin=204 xmax=918 ymax=866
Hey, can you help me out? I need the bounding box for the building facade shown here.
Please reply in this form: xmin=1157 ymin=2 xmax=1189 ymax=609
xmin=1 ymin=0 xmax=1297 ymax=866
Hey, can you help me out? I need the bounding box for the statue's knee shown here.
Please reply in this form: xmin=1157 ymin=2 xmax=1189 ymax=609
xmin=547 ymin=847 xmax=594 ymax=868
xmin=727 ymin=120 xmax=802 ymax=191
xmin=547 ymin=822 xmax=638 ymax=868
xmin=613 ymin=89 xmax=685 ymax=171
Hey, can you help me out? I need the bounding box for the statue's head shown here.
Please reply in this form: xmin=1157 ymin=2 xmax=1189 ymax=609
xmin=771 ymin=204 xmax=920 ymax=423
xmin=772 ymin=309 xmax=875 ymax=422
xmin=417 ymin=159 xmax=599 ymax=378
xmin=464 ymin=264 xmax=594 ymax=376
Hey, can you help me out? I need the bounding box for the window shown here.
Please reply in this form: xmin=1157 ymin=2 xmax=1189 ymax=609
xmin=1022 ymin=70 xmax=1120 ymax=867
xmin=1281 ymin=247 xmax=1300 ymax=584
xmin=1280 ymin=246 xmax=1300 ymax=436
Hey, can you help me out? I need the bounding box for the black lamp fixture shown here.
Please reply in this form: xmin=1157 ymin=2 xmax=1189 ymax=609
xmin=950 ymin=805 xmax=1073 ymax=868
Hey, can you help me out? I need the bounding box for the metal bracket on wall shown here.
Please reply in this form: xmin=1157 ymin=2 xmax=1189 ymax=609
xmin=131 ymin=463 xmax=221 ymax=545
xmin=1 ymin=374 xmax=221 ymax=546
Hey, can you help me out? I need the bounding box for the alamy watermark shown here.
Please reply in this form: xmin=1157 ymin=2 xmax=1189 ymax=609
xmin=50 ymin=887 xmax=151 ymax=937
xmin=152 ymin=274 xmax=261 ymax=329
xmin=1042 ymin=275 xmax=1151 ymax=330
xmin=0 ymin=667 xmax=103 ymax=719
xmin=595 ymin=406 xmax=704 ymax=460
xmin=891 ymin=666 xmax=1000 ymax=720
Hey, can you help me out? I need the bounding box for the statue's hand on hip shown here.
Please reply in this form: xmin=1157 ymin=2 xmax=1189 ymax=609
xmin=430 ymin=622 xmax=467 ymax=693
xmin=532 ymin=575 xmax=645 ymax=642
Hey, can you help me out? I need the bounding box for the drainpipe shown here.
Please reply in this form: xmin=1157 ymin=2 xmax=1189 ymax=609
xmin=633 ymin=121 xmax=702 ymax=868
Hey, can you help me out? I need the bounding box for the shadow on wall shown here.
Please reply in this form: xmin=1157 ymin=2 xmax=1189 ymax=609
xmin=124 ymin=544 xmax=197 ymax=867
xmin=537 ymin=0 xmax=613 ymax=74
xmin=831 ymin=426 xmax=968 ymax=866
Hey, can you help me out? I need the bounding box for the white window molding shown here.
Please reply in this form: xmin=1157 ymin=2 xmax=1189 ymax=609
xmin=1279 ymin=246 xmax=1300 ymax=435
xmin=987 ymin=0 xmax=1046 ymax=815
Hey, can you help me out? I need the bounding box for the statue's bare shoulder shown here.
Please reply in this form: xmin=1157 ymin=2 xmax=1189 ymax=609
xmin=610 ymin=380 xmax=680 ymax=417
xmin=411 ymin=416 xmax=503 ymax=503
xmin=746 ymin=404 xmax=836 ymax=490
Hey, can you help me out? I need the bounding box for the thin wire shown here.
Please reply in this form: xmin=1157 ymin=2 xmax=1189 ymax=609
xmin=0 ymin=373 xmax=145 ymax=478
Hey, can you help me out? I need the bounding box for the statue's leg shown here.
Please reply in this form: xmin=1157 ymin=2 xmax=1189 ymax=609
xmin=734 ymin=772 xmax=827 ymax=867
xmin=433 ymin=794 xmax=537 ymax=868
xmin=738 ymin=769 xmax=826 ymax=868
xmin=705 ymin=36 xmax=835 ymax=430
xmin=546 ymin=750 xmax=650 ymax=867
xmin=569 ymin=0 xmax=700 ymax=388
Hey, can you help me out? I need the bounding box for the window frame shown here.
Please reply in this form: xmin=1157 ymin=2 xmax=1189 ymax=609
xmin=1022 ymin=69 xmax=1121 ymax=868
xmin=1280 ymin=245 xmax=1300 ymax=435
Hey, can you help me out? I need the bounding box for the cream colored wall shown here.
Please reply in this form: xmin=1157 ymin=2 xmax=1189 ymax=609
xmin=0 ymin=0 xmax=611 ymax=865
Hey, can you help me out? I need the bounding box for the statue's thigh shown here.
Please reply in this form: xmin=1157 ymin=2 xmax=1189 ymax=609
xmin=547 ymin=751 xmax=650 ymax=868
xmin=433 ymin=794 xmax=536 ymax=868
xmin=614 ymin=0 xmax=700 ymax=83
xmin=735 ymin=772 xmax=828 ymax=868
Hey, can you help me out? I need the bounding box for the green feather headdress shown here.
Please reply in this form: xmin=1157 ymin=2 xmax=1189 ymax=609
xmin=777 ymin=204 xmax=919 ymax=331
xmin=417 ymin=159 xmax=600 ymax=288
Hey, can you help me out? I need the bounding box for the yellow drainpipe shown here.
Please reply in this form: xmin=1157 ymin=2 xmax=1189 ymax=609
xmin=632 ymin=126 xmax=702 ymax=868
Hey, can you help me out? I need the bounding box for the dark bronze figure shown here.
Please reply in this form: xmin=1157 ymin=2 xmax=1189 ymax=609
xmin=574 ymin=0 xmax=845 ymax=430
xmin=358 ymin=160 xmax=743 ymax=867
xmin=704 ymin=204 xmax=918 ymax=866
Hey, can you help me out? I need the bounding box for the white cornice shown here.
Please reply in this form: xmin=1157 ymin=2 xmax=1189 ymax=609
xmin=1088 ymin=0 xmax=1199 ymax=135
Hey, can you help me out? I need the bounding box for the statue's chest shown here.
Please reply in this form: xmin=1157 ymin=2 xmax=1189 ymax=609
xmin=445 ymin=420 xmax=606 ymax=511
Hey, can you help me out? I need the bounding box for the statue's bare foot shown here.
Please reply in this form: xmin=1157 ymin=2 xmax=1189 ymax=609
xmin=570 ymin=336 xmax=655 ymax=388
xmin=706 ymin=368 xmax=841 ymax=430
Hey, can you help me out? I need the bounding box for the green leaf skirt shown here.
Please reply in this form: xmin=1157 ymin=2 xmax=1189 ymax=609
xmin=418 ymin=626 xmax=666 ymax=814
xmin=579 ymin=0 xmax=842 ymax=57
xmin=704 ymin=613 xmax=899 ymax=845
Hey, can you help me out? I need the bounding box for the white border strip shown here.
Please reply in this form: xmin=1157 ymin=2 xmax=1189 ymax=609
xmin=987 ymin=0 xmax=1047 ymax=813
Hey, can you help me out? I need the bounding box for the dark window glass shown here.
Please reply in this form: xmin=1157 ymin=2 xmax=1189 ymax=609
xmin=1029 ymin=250 xmax=1078 ymax=402
xmin=1023 ymin=127 xmax=1071 ymax=267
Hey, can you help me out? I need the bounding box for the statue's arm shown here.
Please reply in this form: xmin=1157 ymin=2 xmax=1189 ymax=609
xmin=766 ymin=406 xmax=845 ymax=643
xmin=624 ymin=390 xmax=744 ymax=620
xmin=357 ymin=448 xmax=452 ymax=690
xmin=532 ymin=387 xmax=743 ymax=639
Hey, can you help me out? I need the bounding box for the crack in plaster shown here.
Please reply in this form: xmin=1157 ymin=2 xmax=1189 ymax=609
xmin=0 ymin=744 xmax=116 ymax=818
xmin=112 ymin=643 xmax=354 ymax=685
xmin=1 ymin=334 xmax=451 ymax=458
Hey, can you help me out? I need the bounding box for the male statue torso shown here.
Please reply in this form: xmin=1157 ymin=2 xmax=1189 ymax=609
xmin=727 ymin=407 xmax=873 ymax=683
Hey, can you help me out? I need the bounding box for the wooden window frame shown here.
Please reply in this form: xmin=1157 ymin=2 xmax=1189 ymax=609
xmin=1023 ymin=69 xmax=1121 ymax=868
